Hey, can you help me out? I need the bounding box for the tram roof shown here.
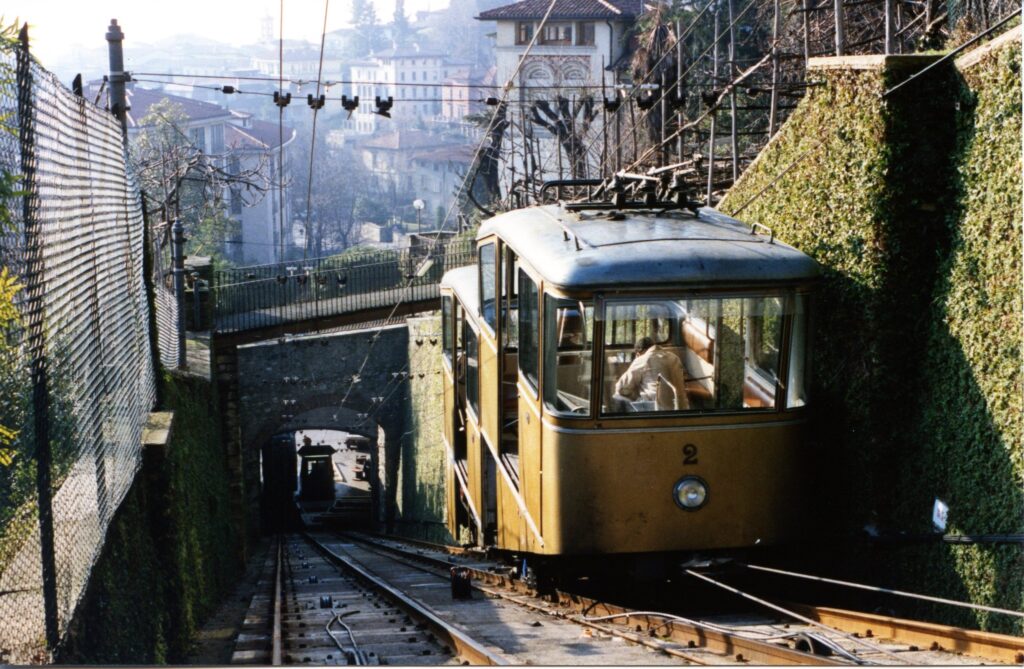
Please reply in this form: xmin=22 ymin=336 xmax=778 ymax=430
xmin=440 ymin=265 xmax=479 ymax=306
xmin=476 ymin=205 xmax=820 ymax=289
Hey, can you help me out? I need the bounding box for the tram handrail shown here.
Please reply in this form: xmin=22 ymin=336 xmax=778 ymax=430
xmin=210 ymin=239 xmax=476 ymax=333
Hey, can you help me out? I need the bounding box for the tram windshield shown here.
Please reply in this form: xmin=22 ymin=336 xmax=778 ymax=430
xmin=540 ymin=292 xmax=810 ymax=417
xmin=599 ymin=294 xmax=809 ymax=415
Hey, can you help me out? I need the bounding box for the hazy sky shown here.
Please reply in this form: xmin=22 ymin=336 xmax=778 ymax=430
xmin=4 ymin=0 xmax=447 ymax=68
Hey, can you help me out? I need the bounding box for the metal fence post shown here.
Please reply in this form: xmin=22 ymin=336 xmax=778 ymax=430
xmin=834 ymin=0 xmax=846 ymax=55
xmin=105 ymin=19 xmax=128 ymax=144
xmin=172 ymin=220 xmax=187 ymax=368
xmin=16 ymin=23 xmax=60 ymax=654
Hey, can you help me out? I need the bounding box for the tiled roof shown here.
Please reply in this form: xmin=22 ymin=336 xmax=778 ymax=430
xmin=84 ymin=83 xmax=295 ymax=150
xmin=226 ymin=119 xmax=297 ymax=151
xmin=371 ymin=46 xmax=446 ymax=59
xmin=477 ymin=0 xmax=642 ymax=20
xmin=359 ymin=129 xmax=457 ymax=151
xmin=410 ymin=145 xmax=477 ymax=164
xmin=122 ymin=86 xmax=234 ymax=128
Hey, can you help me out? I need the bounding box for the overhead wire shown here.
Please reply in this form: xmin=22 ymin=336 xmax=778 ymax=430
xmin=332 ymin=0 xmax=563 ymax=418
xmin=586 ymin=0 xmax=763 ymax=183
xmin=277 ymin=0 xmax=287 ymax=262
xmin=303 ymin=0 xmax=332 ymax=261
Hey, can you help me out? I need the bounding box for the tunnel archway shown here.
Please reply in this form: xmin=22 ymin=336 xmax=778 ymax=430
xmin=221 ymin=322 xmax=411 ymax=540
xmin=248 ymin=396 xmax=406 ymax=534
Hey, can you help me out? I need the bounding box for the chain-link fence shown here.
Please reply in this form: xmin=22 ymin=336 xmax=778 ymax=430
xmin=0 ymin=31 xmax=157 ymax=663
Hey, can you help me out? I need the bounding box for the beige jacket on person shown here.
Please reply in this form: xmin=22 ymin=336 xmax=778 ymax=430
xmin=614 ymin=345 xmax=690 ymax=410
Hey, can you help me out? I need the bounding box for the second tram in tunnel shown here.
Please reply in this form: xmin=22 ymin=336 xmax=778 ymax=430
xmin=439 ymin=201 xmax=819 ymax=560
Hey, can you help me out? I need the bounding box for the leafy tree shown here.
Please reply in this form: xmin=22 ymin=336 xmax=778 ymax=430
xmin=392 ymin=0 xmax=411 ymax=46
xmin=352 ymin=0 xmax=387 ymax=54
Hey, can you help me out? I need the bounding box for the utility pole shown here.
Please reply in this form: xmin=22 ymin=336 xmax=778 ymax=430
xmin=727 ymin=0 xmax=739 ymax=184
xmin=706 ymin=8 xmax=720 ymax=204
xmin=769 ymin=0 xmax=781 ymax=136
xmin=105 ymin=19 xmax=129 ymax=145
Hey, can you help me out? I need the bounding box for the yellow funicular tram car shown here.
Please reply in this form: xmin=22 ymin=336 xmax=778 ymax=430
xmin=440 ymin=196 xmax=819 ymax=568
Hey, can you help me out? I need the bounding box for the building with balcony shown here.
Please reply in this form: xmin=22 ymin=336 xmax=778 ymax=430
xmin=476 ymin=0 xmax=642 ymax=98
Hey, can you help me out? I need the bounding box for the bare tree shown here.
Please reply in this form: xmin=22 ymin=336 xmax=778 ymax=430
xmin=129 ymin=99 xmax=271 ymax=260
xmin=530 ymin=96 xmax=599 ymax=180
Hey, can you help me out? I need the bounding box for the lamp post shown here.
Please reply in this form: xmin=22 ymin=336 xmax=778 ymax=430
xmin=413 ymin=198 xmax=425 ymax=234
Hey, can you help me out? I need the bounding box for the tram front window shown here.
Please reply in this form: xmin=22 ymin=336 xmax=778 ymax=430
xmin=600 ymin=294 xmax=803 ymax=415
xmin=543 ymin=296 xmax=594 ymax=416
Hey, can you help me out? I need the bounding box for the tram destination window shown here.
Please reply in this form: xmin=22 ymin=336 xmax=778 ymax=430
xmin=543 ymin=296 xmax=594 ymax=416
xmin=600 ymin=293 xmax=806 ymax=415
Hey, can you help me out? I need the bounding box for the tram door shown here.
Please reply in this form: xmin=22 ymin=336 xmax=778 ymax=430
xmin=482 ymin=442 xmax=498 ymax=546
xmin=498 ymin=247 xmax=521 ymax=486
xmin=444 ymin=296 xmax=473 ymax=541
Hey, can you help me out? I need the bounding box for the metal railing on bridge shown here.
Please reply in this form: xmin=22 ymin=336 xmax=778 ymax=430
xmin=212 ymin=239 xmax=476 ymax=334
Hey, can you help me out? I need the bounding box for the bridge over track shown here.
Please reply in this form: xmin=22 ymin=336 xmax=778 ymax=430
xmin=208 ymin=238 xmax=475 ymax=545
xmin=211 ymin=238 xmax=475 ymax=342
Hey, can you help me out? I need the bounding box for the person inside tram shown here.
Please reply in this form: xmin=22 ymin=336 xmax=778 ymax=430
xmin=613 ymin=336 xmax=690 ymax=411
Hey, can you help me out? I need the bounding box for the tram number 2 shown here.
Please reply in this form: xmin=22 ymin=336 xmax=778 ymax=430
xmin=682 ymin=443 xmax=699 ymax=465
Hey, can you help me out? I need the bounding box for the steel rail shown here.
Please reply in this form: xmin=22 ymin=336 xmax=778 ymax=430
xmin=685 ymin=569 xmax=910 ymax=664
xmin=744 ymin=563 xmax=1024 ymax=619
xmin=303 ymin=534 xmax=509 ymax=666
xmin=787 ymin=603 xmax=1024 ymax=665
xmin=271 ymin=538 xmax=283 ymax=666
xmin=340 ymin=533 xmax=845 ymax=666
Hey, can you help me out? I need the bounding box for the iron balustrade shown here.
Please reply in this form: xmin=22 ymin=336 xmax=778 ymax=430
xmin=212 ymin=239 xmax=477 ymax=333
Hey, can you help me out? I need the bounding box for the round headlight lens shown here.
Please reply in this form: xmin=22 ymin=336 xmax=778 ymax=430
xmin=673 ymin=476 xmax=708 ymax=511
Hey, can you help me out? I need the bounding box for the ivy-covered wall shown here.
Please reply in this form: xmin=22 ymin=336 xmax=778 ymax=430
xmin=61 ymin=373 xmax=241 ymax=663
xmin=720 ymin=38 xmax=1021 ymax=633
xmin=394 ymin=314 xmax=453 ymax=544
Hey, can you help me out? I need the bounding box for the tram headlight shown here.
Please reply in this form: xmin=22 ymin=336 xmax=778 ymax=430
xmin=673 ymin=476 xmax=708 ymax=511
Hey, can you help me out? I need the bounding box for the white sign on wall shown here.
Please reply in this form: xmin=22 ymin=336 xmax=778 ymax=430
xmin=932 ymin=498 xmax=949 ymax=532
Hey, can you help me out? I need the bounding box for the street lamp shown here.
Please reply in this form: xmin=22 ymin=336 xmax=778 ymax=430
xmin=413 ymin=198 xmax=425 ymax=234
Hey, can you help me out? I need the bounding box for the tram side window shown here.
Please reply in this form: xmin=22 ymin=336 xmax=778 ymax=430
xmin=464 ymin=319 xmax=480 ymax=417
xmin=543 ymin=296 xmax=593 ymax=416
xmin=518 ymin=270 xmax=539 ymax=392
xmin=479 ymin=242 xmax=496 ymax=332
xmin=502 ymin=249 xmax=519 ymax=350
xmin=442 ymin=295 xmax=453 ymax=366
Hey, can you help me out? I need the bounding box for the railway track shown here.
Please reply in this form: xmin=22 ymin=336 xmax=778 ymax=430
xmin=228 ymin=532 xmax=1021 ymax=665
xmin=231 ymin=533 xmax=691 ymax=664
xmin=335 ymin=532 xmax=1024 ymax=666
